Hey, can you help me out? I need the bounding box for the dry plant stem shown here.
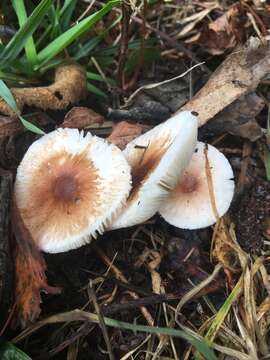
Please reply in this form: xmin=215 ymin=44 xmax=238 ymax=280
xmin=241 ymin=1 xmax=267 ymax=36
xmin=93 ymin=245 xmax=155 ymax=327
xmin=118 ymin=2 xmax=131 ymax=89
xmin=178 ymin=37 xmax=270 ymax=126
xmin=0 ymin=64 xmax=87 ymax=116
xmin=125 ymin=0 xmax=147 ymax=90
xmin=204 ymin=144 xmax=220 ymax=221
xmin=45 ymin=324 xmax=94 ymax=359
xmin=174 ymin=263 xmax=223 ymax=326
xmin=88 ymin=282 xmax=115 ymax=360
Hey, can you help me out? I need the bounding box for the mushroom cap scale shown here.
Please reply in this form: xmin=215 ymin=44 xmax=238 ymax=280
xmin=15 ymin=128 xmax=131 ymax=253
xmin=159 ymin=141 xmax=235 ymax=229
xmin=110 ymin=111 xmax=198 ymax=229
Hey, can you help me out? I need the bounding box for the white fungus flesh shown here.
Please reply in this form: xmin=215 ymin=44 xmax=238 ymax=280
xmin=110 ymin=111 xmax=198 ymax=229
xmin=159 ymin=142 xmax=235 ymax=229
xmin=14 ymin=128 xmax=131 ymax=253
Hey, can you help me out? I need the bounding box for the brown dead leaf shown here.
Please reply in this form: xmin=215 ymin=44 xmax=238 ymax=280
xmin=0 ymin=64 xmax=87 ymax=116
xmin=62 ymin=107 xmax=105 ymax=129
xmin=12 ymin=203 xmax=61 ymax=323
xmin=195 ymin=5 xmax=246 ymax=55
xmin=107 ymin=121 xmax=146 ymax=150
xmin=178 ymin=37 xmax=270 ymax=127
xmin=203 ymin=93 xmax=264 ymax=141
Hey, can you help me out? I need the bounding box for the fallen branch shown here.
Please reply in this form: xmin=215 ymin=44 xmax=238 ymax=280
xmin=178 ymin=37 xmax=270 ymax=127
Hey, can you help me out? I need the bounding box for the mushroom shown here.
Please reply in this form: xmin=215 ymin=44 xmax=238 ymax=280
xmin=159 ymin=142 xmax=235 ymax=229
xmin=14 ymin=128 xmax=131 ymax=253
xmin=109 ymin=111 xmax=198 ymax=229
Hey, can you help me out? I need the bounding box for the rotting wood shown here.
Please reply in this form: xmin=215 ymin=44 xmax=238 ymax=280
xmin=0 ymin=170 xmax=13 ymax=329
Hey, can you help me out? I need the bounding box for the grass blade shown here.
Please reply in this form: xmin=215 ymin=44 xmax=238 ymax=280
xmin=12 ymin=0 xmax=38 ymax=66
xmin=87 ymin=82 xmax=108 ymax=98
xmin=0 ymin=80 xmax=45 ymax=135
xmin=0 ymin=80 xmax=19 ymax=112
xmin=60 ymin=0 xmax=78 ymax=30
xmin=0 ymin=0 xmax=52 ymax=66
xmin=13 ymin=310 xmax=217 ymax=360
xmin=37 ymin=0 xmax=119 ymax=66
xmin=204 ymin=276 xmax=243 ymax=343
xmin=0 ymin=340 xmax=31 ymax=360
xmin=195 ymin=276 xmax=243 ymax=360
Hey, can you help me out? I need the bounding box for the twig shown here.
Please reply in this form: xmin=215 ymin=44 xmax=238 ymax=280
xmin=204 ymin=143 xmax=220 ymax=222
xmin=93 ymin=245 xmax=155 ymax=327
xmin=88 ymin=281 xmax=115 ymax=360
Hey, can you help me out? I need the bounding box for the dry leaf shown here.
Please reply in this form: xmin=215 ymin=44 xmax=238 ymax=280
xmin=196 ymin=5 xmax=246 ymax=55
xmin=178 ymin=37 xmax=270 ymax=127
xmin=107 ymin=121 xmax=146 ymax=150
xmin=62 ymin=107 xmax=105 ymax=129
xmin=12 ymin=203 xmax=61 ymax=323
xmin=0 ymin=64 xmax=87 ymax=115
xmin=177 ymin=7 xmax=215 ymax=38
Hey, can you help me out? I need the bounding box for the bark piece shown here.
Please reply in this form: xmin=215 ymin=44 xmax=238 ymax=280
xmin=179 ymin=37 xmax=270 ymax=127
xmin=0 ymin=64 xmax=87 ymax=116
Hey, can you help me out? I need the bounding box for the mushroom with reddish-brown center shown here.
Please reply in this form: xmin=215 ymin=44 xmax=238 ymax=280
xmin=109 ymin=111 xmax=198 ymax=229
xmin=14 ymin=128 xmax=131 ymax=321
xmin=159 ymin=141 xmax=235 ymax=229
xmin=15 ymin=128 xmax=132 ymax=253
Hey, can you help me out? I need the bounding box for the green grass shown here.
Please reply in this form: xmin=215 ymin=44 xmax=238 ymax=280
xmin=0 ymin=0 xmax=160 ymax=134
xmin=0 ymin=340 xmax=31 ymax=360
xmin=13 ymin=309 xmax=217 ymax=360
xmin=0 ymin=80 xmax=45 ymax=134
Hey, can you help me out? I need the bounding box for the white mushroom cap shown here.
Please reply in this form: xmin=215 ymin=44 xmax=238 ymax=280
xmin=109 ymin=111 xmax=198 ymax=229
xmin=14 ymin=128 xmax=131 ymax=253
xmin=159 ymin=142 xmax=235 ymax=229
